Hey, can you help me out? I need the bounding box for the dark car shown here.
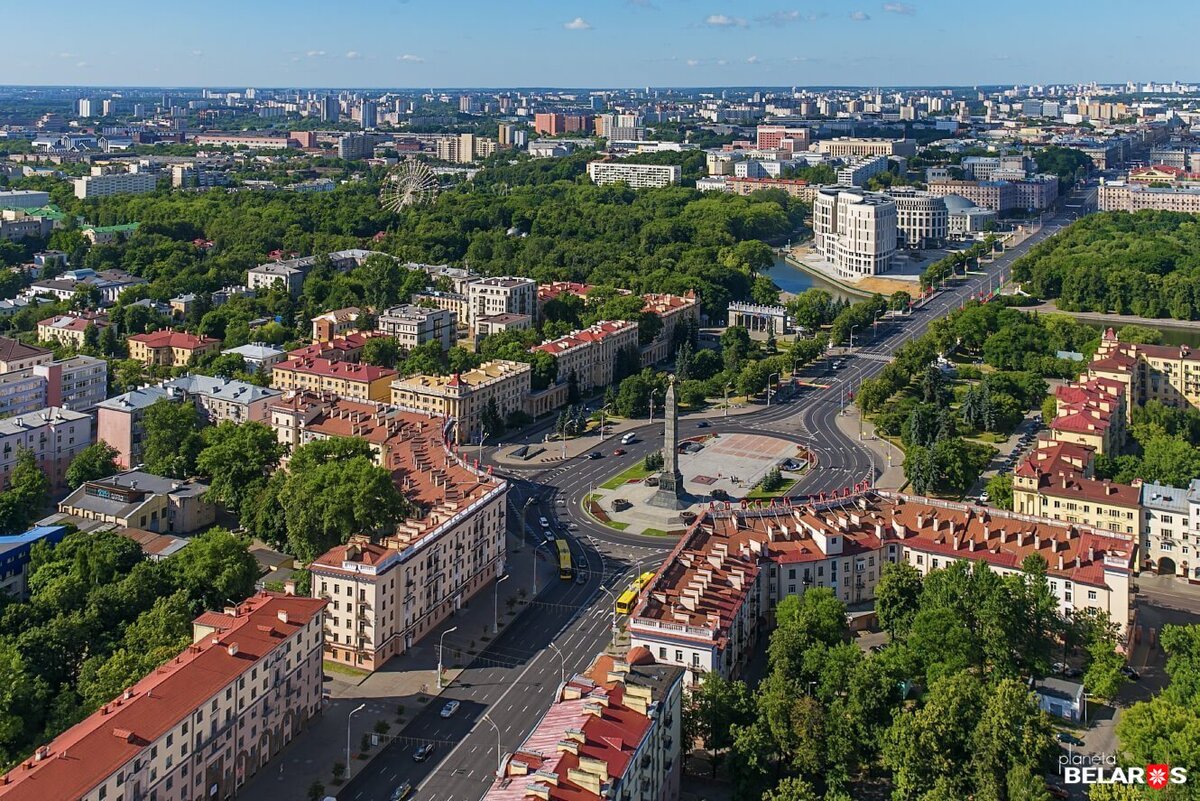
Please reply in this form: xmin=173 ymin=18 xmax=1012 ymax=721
xmin=413 ymin=743 xmax=436 ymax=762
xmin=1121 ymin=666 xmax=1141 ymax=680
xmin=1055 ymin=732 xmax=1084 ymax=747
xmin=697 ymin=420 xmax=710 ymax=428
xmin=587 ymin=451 xmax=603 ymax=459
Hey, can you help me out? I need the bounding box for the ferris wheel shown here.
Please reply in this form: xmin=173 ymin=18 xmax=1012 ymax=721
xmin=380 ymin=160 xmax=440 ymax=211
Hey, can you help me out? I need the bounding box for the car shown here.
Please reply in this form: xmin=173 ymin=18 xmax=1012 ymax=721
xmin=588 ymin=451 xmax=603 ymax=459
xmin=440 ymin=700 xmax=461 ymax=718
xmin=621 ymin=433 xmax=637 ymax=445
xmin=1052 ymin=661 xmax=1068 ymax=674
xmin=575 ymin=573 xmax=587 ymax=585
xmin=1055 ymin=732 xmax=1084 ymax=747
xmin=539 ymin=516 xmax=550 ymax=528
xmin=1121 ymin=666 xmax=1141 ymax=680
xmin=413 ymin=743 xmax=436 ymax=762
xmin=1046 ymin=784 xmax=1070 ymax=800
xmin=613 ymin=448 xmax=626 ymax=456
xmin=696 ymin=420 xmax=710 ymax=428
xmin=979 ymin=491 xmax=990 ymax=503
xmin=389 ymin=782 xmax=414 ymax=801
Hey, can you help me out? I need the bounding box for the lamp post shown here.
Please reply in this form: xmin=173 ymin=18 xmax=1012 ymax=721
xmin=532 ymin=539 xmax=552 ymax=595
xmin=437 ymin=626 xmax=458 ymax=689
xmin=724 ymin=382 xmax=733 ymax=418
xmin=478 ymin=428 xmax=489 ymax=464
xmin=849 ymin=324 xmax=859 ymax=350
xmin=346 ymin=702 xmax=366 ymax=780
xmin=482 ymin=713 xmax=503 ymax=777
xmin=767 ymin=372 xmax=780 ymax=407
xmin=596 ymin=585 xmax=620 ymax=646
xmin=520 ymin=497 xmax=536 ymax=542
xmin=648 ymin=388 xmax=659 ymax=424
xmin=493 ymin=572 xmax=510 ymax=634
xmin=548 ymin=642 xmax=566 ymax=686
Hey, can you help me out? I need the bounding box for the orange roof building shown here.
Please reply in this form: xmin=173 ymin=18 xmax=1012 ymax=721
xmin=270 ymin=356 xmax=396 ymax=402
xmin=127 ymin=329 xmax=220 ymax=368
xmin=0 ymin=592 xmax=326 ymax=801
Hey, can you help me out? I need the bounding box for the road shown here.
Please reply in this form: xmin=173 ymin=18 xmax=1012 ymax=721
xmin=339 ymin=184 xmax=1096 ymax=801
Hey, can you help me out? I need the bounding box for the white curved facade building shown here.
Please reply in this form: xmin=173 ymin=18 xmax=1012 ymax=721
xmin=889 ymin=189 xmax=948 ymax=249
xmin=813 ymin=186 xmax=897 ymax=278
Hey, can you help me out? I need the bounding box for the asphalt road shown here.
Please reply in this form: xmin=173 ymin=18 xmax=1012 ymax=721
xmin=339 ymin=185 xmax=1096 ymax=801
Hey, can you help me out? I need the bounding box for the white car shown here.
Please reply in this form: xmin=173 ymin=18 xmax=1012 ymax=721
xmin=440 ymin=700 xmax=461 ymax=718
xmin=539 ymin=516 xmax=550 ymax=528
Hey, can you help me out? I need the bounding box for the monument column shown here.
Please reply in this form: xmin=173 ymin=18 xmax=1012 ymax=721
xmin=650 ymin=375 xmax=686 ymax=509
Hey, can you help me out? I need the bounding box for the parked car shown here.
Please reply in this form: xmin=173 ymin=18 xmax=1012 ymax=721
xmin=1121 ymin=666 xmax=1141 ymax=680
xmin=413 ymin=743 xmax=436 ymax=762
xmin=440 ymin=700 xmax=461 ymax=718
xmin=1056 ymin=732 xmax=1084 ymax=747
xmin=979 ymin=491 xmax=990 ymax=503
xmin=539 ymin=516 xmax=550 ymax=528
xmin=389 ymin=782 xmax=414 ymax=801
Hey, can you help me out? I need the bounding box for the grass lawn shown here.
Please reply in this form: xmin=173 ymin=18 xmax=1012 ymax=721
xmin=745 ymin=478 xmax=800 ymax=499
xmin=600 ymin=461 xmax=655 ymax=490
xmin=641 ymin=528 xmax=670 ymax=537
xmin=606 ymin=520 xmax=630 ymax=531
xmin=323 ymin=660 xmax=370 ymax=679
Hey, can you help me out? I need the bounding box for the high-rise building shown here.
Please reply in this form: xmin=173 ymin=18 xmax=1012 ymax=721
xmin=337 ymin=133 xmax=370 ymax=160
xmin=360 ymin=100 xmax=377 ymax=130
xmin=101 ymin=99 xmax=117 ymax=116
xmin=320 ymin=94 xmax=339 ymax=122
xmin=76 ymin=98 xmax=93 ymax=117
xmin=812 ymin=186 xmax=898 ymax=277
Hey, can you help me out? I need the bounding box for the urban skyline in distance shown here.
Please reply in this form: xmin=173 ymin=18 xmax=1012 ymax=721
xmin=3 ymin=0 xmax=1199 ymax=87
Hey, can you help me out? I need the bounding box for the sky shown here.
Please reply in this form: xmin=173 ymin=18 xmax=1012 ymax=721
xmin=3 ymin=0 xmax=1198 ymax=89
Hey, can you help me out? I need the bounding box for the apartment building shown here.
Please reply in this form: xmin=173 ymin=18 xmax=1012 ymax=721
xmin=36 ymin=355 xmax=108 ymax=411
xmin=221 ymin=343 xmax=287 ymax=375
xmin=1012 ymin=441 xmax=1143 ymax=538
xmin=926 ymin=179 xmax=1017 ymax=213
xmin=1099 ymin=181 xmax=1200 ymax=213
xmin=246 ymin=260 xmax=308 ymax=295
xmin=837 ymin=154 xmax=890 ymax=187
xmin=0 ymin=337 xmax=51 ymax=374
xmin=37 ymin=312 xmax=109 ymax=348
xmin=816 ymin=137 xmax=917 ymax=158
xmin=73 ymin=170 xmax=158 ymax=199
xmin=411 ymin=290 xmax=469 ymax=328
xmin=756 ymin=124 xmax=811 ymax=152
xmin=640 ymin=291 xmax=700 ymax=366
xmin=376 ymin=304 xmax=456 ymax=351
xmin=0 ymin=592 xmax=326 ymax=801
xmin=1140 ymin=480 xmax=1200 ymax=578
xmin=888 ymin=189 xmax=949 ymax=249
xmin=310 ymin=307 xmax=363 ymax=342
xmin=812 ymin=187 xmax=898 ymax=277
xmin=480 ymin=652 xmax=685 ymax=801
xmin=128 ymin=329 xmax=221 ymax=367
xmin=0 ymin=407 xmax=92 ymax=492
xmin=0 ymin=525 xmax=70 ymax=599
xmin=629 ymin=492 xmax=1134 ymax=683
xmin=1088 ymin=328 xmax=1200 ymax=414
xmin=58 ymin=470 xmax=216 ymax=534
xmin=474 ymin=313 xmax=532 ymax=347
xmin=391 ymin=359 xmax=531 ymax=445
xmin=1013 ymin=175 xmax=1060 ymax=211
xmin=163 ymin=374 xmax=283 ymax=424
xmin=28 ymin=268 xmax=146 ymax=306
xmin=532 ymin=320 xmax=640 ymax=395
xmin=727 ymin=177 xmax=822 ymax=201
xmin=1049 ymin=377 xmax=1126 ymax=455
xmin=270 ymin=357 xmax=396 ymax=402
xmin=586 ymin=161 xmax=681 ymax=189
xmin=466 ymin=277 xmax=536 ymax=331
xmin=0 ymin=370 xmax=49 ymax=420
xmin=307 ymin=402 xmax=508 ymax=671
xmin=0 ymin=209 xmax=53 ymax=242
xmin=96 ymin=386 xmax=170 ymax=468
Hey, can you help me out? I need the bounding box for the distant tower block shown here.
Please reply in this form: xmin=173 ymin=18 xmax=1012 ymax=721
xmin=649 ymin=375 xmax=687 ymax=510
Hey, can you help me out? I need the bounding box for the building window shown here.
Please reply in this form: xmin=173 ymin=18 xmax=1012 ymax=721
xmin=1087 ymin=590 xmax=1097 ymax=601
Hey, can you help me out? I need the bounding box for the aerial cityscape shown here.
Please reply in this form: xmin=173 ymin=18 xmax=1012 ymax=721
xmin=1 ymin=3 xmax=1200 ymax=801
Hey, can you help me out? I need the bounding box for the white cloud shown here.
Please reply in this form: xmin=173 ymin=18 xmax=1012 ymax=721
xmin=563 ymin=17 xmax=592 ymax=30
xmin=716 ymin=58 xmax=728 ymax=66
xmin=345 ymin=50 xmax=362 ymax=59
xmin=746 ymin=55 xmax=760 ymax=64
xmin=305 ymin=50 xmax=326 ymax=57
xmin=76 ymin=61 xmax=88 ymax=68
xmin=850 ymin=10 xmax=870 ymax=20
xmin=882 ymin=2 xmax=915 ymax=13
xmin=758 ymin=10 xmax=798 ymax=25
xmin=191 ymin=50 xmax=204 ymax=56
xmin=705 ymin=14 xmax=747 ymax=27
xmin=397 ymin=54 xmax=424 ymax=63
xmin=686 ymin=59 xmax=701 ymax=67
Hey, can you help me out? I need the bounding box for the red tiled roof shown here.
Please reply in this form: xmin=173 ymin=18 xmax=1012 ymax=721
xmin=0 ymin=593 xmax=325 ymax=801
xmin=275 ymin=356 xmax=396 ymax=382
xmin=128 ymin=329 xmax=218 ymax=349
xmin=531 ymin=320 xmax=638 ymax=356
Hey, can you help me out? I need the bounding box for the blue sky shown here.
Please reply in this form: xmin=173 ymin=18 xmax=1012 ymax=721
xmin=4 ymin=0 xmax=1197 ymax=88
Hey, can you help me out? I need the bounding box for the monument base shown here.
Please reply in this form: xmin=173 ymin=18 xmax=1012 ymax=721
xmin=648 ymin=471 xmax=689 ymax=509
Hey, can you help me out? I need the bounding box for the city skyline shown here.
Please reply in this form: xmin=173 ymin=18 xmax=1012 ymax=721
xmin=3 ymin=0 xmax=1199 ymax=88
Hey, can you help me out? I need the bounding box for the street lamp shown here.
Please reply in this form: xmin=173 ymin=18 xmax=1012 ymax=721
xmin=520 ymin=497 xmax=536 ymax=541
xmin=346 ymin=702 xmax=366 ymax=780
xmin=767 ymin=372 xmax=780 ymax=406
xmin=849 ymin=324 xmax=859 ymax=349
xmin=482 ymin=713 xmax=503 ymax=777
xmin=478 ymin=428 xmax=489 ymax=465
xmin=648 ymin=388 xmax=660 ymax=424
xmin=532 ymin=539 xmax=552 ymax=595
xmin=493 ymin=572 xmax=510 ymax=634
xmin=596 ymin=585 xmax=620 ymax=646
xmin=437 ymin=626 xmax=458 ymax=689
xmin=548 ymin=641 xmax=566 ymax=686
xmin=723 ymin=382 xmax=733 ymax=418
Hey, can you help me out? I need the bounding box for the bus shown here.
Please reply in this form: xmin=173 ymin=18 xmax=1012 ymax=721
xmin=557 ymin=539 xmax=573 ymax=580
xmin=615 ymin=571 xmax=658 ymax=615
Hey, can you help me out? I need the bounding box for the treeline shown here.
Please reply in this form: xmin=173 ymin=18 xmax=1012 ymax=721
xmin=0 ymin=528 xmax=259 ymax=768
xmin=1011 ymin=211 xmax=1200 ymax=320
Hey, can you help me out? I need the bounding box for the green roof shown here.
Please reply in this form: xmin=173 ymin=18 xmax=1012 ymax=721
xmin=83 ymin=222 xmax=140 ymax=234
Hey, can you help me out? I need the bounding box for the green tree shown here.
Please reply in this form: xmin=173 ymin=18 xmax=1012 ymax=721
xmin=876 ymin=562 xmax=923 ymax=640
xmin=683 ymin=671 xmax=753 ymax=778
xmin=984 ymin=472 xmax=1013 ymax=509
xmin=195 ymin=421 xmax=284 ymax=512
xmin=141 ymin=398 xmax=204 ymax=478
xmin=168 ymin=528 xmax=259 ymax=611
xmin=1084 ymin=639 xmax=1127 ymax=702
xmin=65 ymin=442 xmax=120 ymax=489
xmin=361 ymin=336 xmax=402 ymax=369
xmin=763 ymin=776 xmax=822 ymax=801
xmin=969 ymin=678 xmax=1055 ymax=801
xmin=0 ymin=449 xmax=49 ymax=532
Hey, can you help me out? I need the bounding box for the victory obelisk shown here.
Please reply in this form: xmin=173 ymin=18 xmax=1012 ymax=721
xmin=649 ymin=375 xmax=687 ymax=509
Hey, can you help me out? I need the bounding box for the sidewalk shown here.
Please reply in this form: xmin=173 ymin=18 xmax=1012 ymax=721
xmin=834 ymin=405 xmax=906 ymax=489
xmin=492 ymin=399 xmax=765 ymax=469
xmin=236 ymin=530 xmax=558 ymax=801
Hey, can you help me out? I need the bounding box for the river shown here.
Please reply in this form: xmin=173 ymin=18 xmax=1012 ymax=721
xmin=764 ymin=254 xmax=860 ymax=302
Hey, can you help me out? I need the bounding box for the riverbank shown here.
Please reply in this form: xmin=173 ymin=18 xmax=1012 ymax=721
xmin=1028 ymin=301 xmax=1200 ymax=339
